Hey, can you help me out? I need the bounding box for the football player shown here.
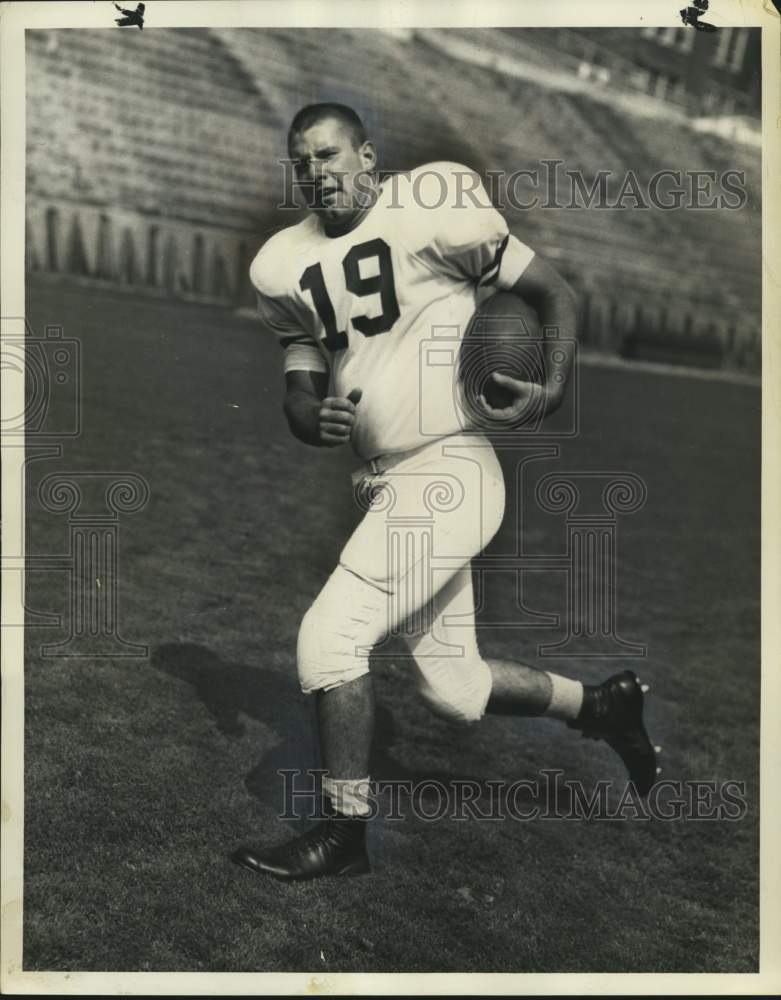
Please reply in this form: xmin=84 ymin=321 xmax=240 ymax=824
xmin=232 ymin=103 xmax=659 ymax=881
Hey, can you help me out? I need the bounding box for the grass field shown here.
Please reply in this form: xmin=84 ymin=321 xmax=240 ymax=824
xmin=21 ymin=275 xmax=760 ymax=973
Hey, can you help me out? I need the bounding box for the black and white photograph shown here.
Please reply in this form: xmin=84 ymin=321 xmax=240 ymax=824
xmin=1 ymin=0 xmax=779 ymax=993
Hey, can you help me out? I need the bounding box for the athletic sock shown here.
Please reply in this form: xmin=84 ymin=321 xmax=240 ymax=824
xmin=543 ymin=672 xmax=584 ymax=721
xmin=322 ymin=775 xmax=372 ymax=818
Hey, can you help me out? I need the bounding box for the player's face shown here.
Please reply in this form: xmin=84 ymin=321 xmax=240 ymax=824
xmin=290 ymin=118 xmax=377 ymax=228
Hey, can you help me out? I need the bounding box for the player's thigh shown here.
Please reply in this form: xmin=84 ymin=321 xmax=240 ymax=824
xmin=402 ymin=565 xmax=491 ymax=723
xmin=401 ymin=564 xmax=480 ymax=661
xmin=340 ymin=439 xmax=504 ymax=613
xmin=297 ymin=564 xmax=390 ymax=693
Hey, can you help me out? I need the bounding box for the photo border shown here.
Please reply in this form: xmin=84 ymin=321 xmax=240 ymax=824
xmin=2 ymin=0 xmax=779 ymax=994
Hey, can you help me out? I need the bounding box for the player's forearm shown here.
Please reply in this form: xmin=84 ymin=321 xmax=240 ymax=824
xmin=509 ymin=256 xmax=578 ymax=414
xmin=283 ymin=389 xmax=324 ymax=446
xmin=534 ymin=283 xmax=577 ymax=412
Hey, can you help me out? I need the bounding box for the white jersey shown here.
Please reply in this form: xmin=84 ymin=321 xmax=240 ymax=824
xmin=250 ymin=161 xmax=535 ymax=459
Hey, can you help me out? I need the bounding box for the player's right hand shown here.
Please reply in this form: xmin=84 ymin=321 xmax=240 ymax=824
xmin=319 ymin=388 xmax=362 ymax=447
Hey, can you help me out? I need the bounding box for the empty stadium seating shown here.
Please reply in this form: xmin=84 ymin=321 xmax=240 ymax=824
xmin=25 ymin=26 xmax=761 ymax=370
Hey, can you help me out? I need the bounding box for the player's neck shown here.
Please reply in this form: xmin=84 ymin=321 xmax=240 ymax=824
xmin=321 ymin=187 xmax=380 ymax=238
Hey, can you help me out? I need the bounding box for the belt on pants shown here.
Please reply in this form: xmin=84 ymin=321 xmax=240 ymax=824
xmin=351 ymin=434 xmax=462 ymax=486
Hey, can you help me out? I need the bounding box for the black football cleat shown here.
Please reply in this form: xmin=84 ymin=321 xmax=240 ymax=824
xmin=568 ymin=670 xmax=659 ymax=796
xmin=231 ymin=815 xmax=370 ymax=882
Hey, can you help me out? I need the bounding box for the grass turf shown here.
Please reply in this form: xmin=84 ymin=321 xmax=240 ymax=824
xmin=21 ymin=275 xmax=759 ymax=972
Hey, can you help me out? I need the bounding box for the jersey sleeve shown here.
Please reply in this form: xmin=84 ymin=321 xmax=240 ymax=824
xmin=250 ymin=245 xmax=329 ymax=375
xmin=418 ymin=163 xmax=536 ymax=291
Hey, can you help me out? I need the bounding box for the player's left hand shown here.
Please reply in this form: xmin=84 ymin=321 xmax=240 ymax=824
xmin=478 ymin=373 xmax=559 ymax=421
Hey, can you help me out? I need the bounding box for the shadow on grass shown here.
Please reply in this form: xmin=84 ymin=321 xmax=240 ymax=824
xmin=151 ymin=641 xmax=301 ymax=739
xmin=372 ymin=704 xmax=585 ymax=817
xmin=151 ymin=641 xmax=570 ymax=817
xmin=151 ymin=641 xmax=316 ymax=810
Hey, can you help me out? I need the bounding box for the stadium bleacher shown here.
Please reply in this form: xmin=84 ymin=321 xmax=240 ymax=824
xmin=25 ymin=26 xmax=761 ymax=370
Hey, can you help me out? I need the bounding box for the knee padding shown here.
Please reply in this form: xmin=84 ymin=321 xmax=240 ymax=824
xmin=415 ymin=654 xmax=492 ymax=724
xmin=297 ymin=565 xmax=389 ymax=694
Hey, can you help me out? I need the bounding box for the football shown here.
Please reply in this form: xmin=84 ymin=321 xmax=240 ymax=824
xmin=459 ymin=291 xmax=545 ymax=416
